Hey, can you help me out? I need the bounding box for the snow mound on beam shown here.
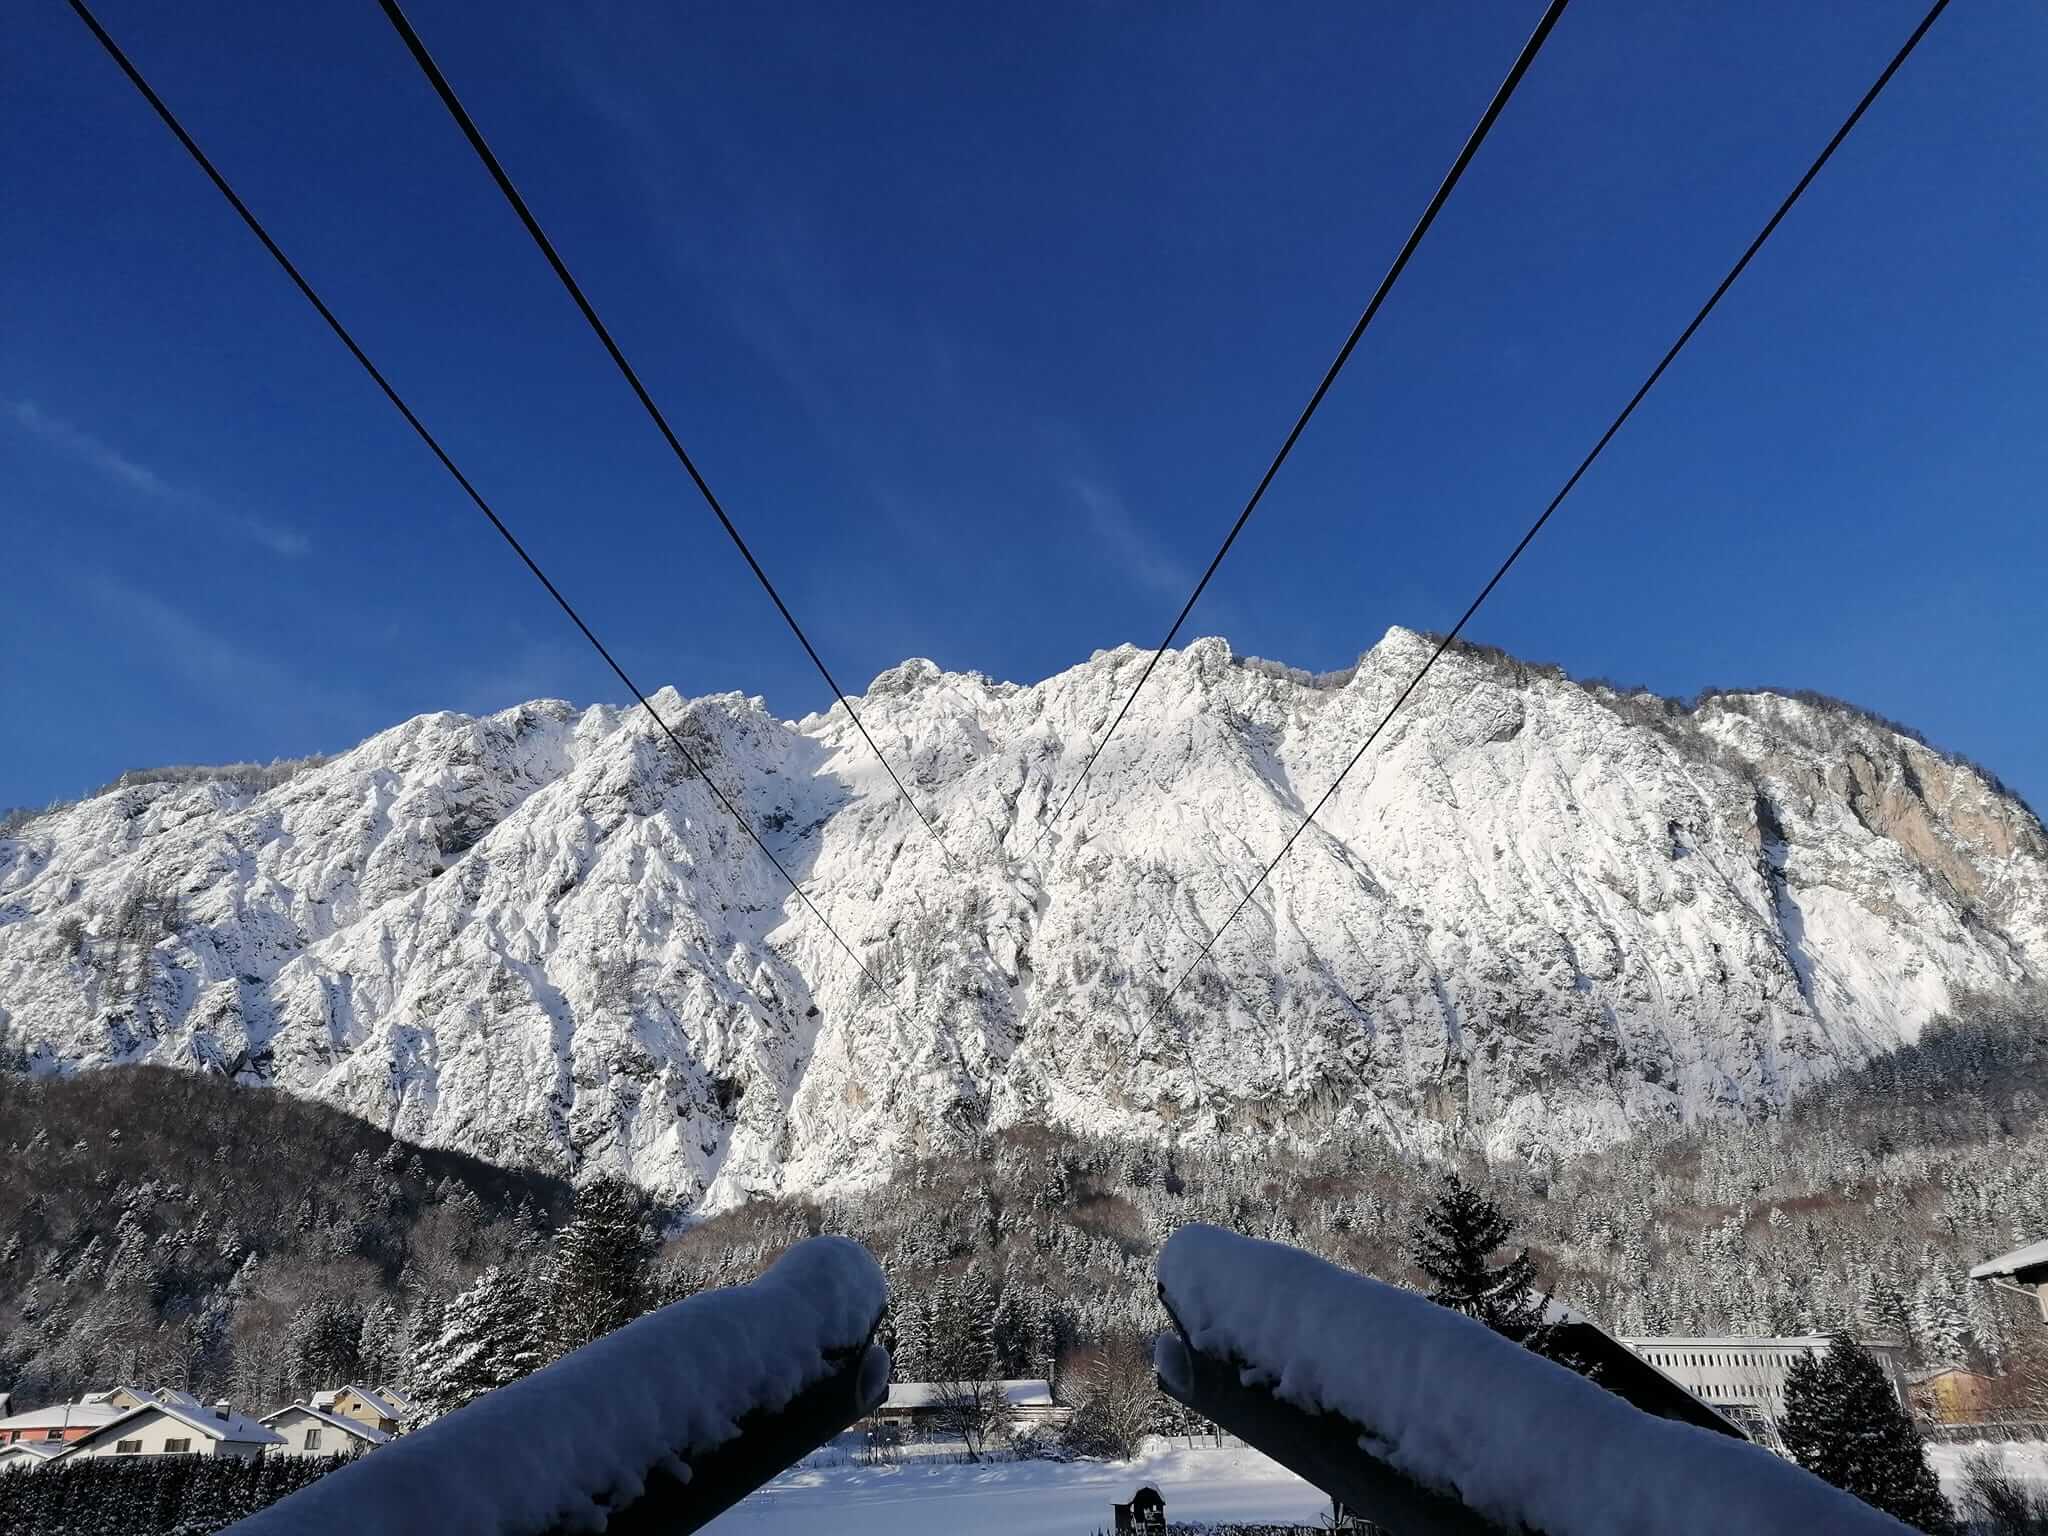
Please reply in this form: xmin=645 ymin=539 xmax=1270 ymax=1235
xmin=233 ymin=1235 xmax=886 ymax=1535
xmin=1156 ymin=1225 xmax=1913 ymax=1535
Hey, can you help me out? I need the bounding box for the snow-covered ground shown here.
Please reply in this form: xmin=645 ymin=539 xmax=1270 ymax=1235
xmin=702 ymin=1433 xmax=2048 ymax=1535
xmin=1930 ymin=1439 xmax=2048 ymax=1498
xmin=701 ymin=1440 xmax=1327 ymax=1535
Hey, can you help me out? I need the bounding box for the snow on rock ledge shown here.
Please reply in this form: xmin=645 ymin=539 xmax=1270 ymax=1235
xmin=1155 ymin=1225 xmax=1912 ymax=1535
xmin=7 ymin=635 xmax=2043 ymax=1205
xmin=233 ymin=1236 xmax=887 ymax=1536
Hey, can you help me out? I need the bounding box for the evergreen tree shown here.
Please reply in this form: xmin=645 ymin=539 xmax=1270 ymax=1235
xmin=544 ymin=1176 xmax=657 ymax=1360
xmin=358 ymin=1298 xmax=400 ymax=1388
xmin=1912 ymin=1266 xmax=1969 ymax=1368
xmin=286 ymin=1294 xmax=364 ymax=1392
xmin=928 ymin=1268 xmax=997 ymax=1383
xmin=888 ymin=1291 xmax=933 ymax=1382
xmin=992 ymin=1282 xmax=1056 ymax=1379
xmin=1410 ymin=1173 xmax=1547 ymax=1341
xmin=408 ymin=1265 xmax=546 ymax=1420
xmin=1780 ymin=1335 xmax=1953 ymax=1533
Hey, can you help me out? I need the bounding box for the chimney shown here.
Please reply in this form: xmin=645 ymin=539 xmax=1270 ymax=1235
xmin=213 ymin=1400 xmax=231 ymax=1422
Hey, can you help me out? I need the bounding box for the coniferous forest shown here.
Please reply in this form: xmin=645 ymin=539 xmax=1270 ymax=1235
xmin=1 ymin=992 xmax=2043 ymax=1427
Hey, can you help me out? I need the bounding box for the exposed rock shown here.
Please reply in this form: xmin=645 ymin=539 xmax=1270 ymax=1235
xmin=2 ymin=630 xmax=2042 ymax=1209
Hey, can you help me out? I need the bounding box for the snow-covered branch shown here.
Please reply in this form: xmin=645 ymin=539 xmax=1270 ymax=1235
xmin=232 ymin=1235 xmax=888 ymax=1536
xmin=1155 ymin=1225 xmax=1915 ymax=1535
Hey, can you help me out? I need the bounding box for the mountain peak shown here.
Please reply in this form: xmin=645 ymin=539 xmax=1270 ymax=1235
xmin=3 ymin=633 xmax=2041 ymax=1210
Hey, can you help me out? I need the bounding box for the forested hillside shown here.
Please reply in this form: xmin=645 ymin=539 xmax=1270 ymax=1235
xmin=3 ymin=992 xmax=2041 ymax=1422
xmin=660 ymin=990 xmax=2048 ymax=1387
xmin=0 ymin=1067 xmax=571 ymax=1409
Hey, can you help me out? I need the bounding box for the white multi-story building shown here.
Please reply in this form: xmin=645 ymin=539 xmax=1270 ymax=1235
xmin=1617 ymin=1336 xmax=1908 ymax=1448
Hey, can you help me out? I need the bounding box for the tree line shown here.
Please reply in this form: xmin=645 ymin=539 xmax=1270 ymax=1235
xmin=2 ymin=994 xmax=2042 ymax=1501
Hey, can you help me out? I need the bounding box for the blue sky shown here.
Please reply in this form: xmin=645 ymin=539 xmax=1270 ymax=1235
xmin=5 ymin=0 xmax=2043 ymax=814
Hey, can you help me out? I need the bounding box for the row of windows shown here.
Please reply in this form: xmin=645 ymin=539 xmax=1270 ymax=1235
xmin=115 ymin=1438 xmax=192 ymax=1455
xmin=1644 ymin=1350 xmax=1798 ymax=1372
xmin=3 ymin=1428 xmax=73 ymax=1443
xmin=1703 ymin=1386 xmax=1779 ymax=1402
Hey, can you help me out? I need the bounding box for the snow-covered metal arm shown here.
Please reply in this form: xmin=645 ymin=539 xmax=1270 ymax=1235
xmin=233 ymin=1235 xmax=889 ymax=1536
xmin=1154 ymin=1225 xmax=1916 ymax=1536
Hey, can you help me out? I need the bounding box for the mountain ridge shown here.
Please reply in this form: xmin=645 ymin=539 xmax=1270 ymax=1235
xmin=3 ymin=628 xmax=2043 ymax=1210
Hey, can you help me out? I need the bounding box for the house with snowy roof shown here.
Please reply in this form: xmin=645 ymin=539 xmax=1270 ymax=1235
xmin=0 ymin=1390 xmax=131 ymax=1448
xmin=1970 ymin=1237 xmax=2048 ymax=1322
xmin=872 ymin=1379 xmax=1061 ymax=1435
xmin=263 ymin=1401 xmax=393 ymax=1458
xmin=49 ymin=1388 xmax=284 ymax=1462
xmin=308 ymin=1384 xmax=407 ymax=1436
xmin=0 ymin=1441 xmax=62 ymax=1473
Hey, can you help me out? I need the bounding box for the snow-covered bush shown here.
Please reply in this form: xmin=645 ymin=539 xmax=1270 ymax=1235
xmin=1955 ymin=1448 xmax=2048 ymax=1536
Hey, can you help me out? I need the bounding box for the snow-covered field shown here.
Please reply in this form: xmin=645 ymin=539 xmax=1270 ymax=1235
xmin=701 ymin=1440 xmax=1327 ymax=1535
xmin=1930 ymin=1439 xmax=2048 ymax=1497
xmin=699 ymin=1432 xmax=2048 ymax=1535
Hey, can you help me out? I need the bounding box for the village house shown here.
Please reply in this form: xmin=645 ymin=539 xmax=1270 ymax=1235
xmin=308 ymin=1384 xmax=410 ymax=1435
xmin=0 ymin=1442 xmax=61 ymax=1474
xmin=262 ymin=1402 xmax=393 ymax=1458
xmin=871 ymin=1379 xmax=1062 ymax=1437
xmin=1971 ymin=1237 xmax=2048 ymax=1323
xmin=1618 ymin=1335 xmax=1909 ymax=1448
xmin=1908 ymin=1365 xmax=2000 ymax=1426
xmin=0 ymin=1387 xmax=147 ymax=1449
xmin=51 ymin=1388 xmax=283 ymax=1462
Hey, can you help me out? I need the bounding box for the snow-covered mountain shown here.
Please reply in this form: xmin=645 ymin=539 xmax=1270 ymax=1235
xmin=3 ymin=629 xmax=2043 ymax=1209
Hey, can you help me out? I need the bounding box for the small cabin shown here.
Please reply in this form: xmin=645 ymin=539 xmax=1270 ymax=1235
xmin=1112 ymin=1483 xmax=1165 ymax=1533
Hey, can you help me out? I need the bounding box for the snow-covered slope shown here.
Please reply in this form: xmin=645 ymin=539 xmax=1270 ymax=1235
xmin=3 ymin=630 xmax=2043 ymax=1208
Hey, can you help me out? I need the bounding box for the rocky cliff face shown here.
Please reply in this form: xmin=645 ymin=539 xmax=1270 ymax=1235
xmin=3 ymin=629 xmax=2043 ymax=1207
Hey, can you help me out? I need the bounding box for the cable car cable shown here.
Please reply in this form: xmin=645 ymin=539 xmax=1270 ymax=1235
xmin=64 ymin=0 xmax=905 ymax=1016
xmin=1145 ymin=0 xmax=1954 ymax=1027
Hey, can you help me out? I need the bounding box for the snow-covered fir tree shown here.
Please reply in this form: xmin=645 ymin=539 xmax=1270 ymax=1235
xmin=1410 ymin=1173 xmax=1547 ymax=1340
xmin=357 ymin=1298 xmax=400 ymax=1388
xmin=544 ymin=1176 xmax=657 ymax=1360
xmin=285 ymin=1294 xmax=362 ymax=1392
xmin=407 ymin=1265 xmax=546 ymax=1421
xmin=1780 ymin=1336 xmax=1952 ymax=1534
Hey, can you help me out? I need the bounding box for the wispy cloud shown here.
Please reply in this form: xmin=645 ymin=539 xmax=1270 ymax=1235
xmin=1069 ymin=477 xmax=1190 ymax=600
xmin=77 ymin=568 xmax=355 ymax=719
xmin=12 ymin=399 xmax=169 ymax=497
xmin=10 ymin=398 xmax=309 ymax=558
